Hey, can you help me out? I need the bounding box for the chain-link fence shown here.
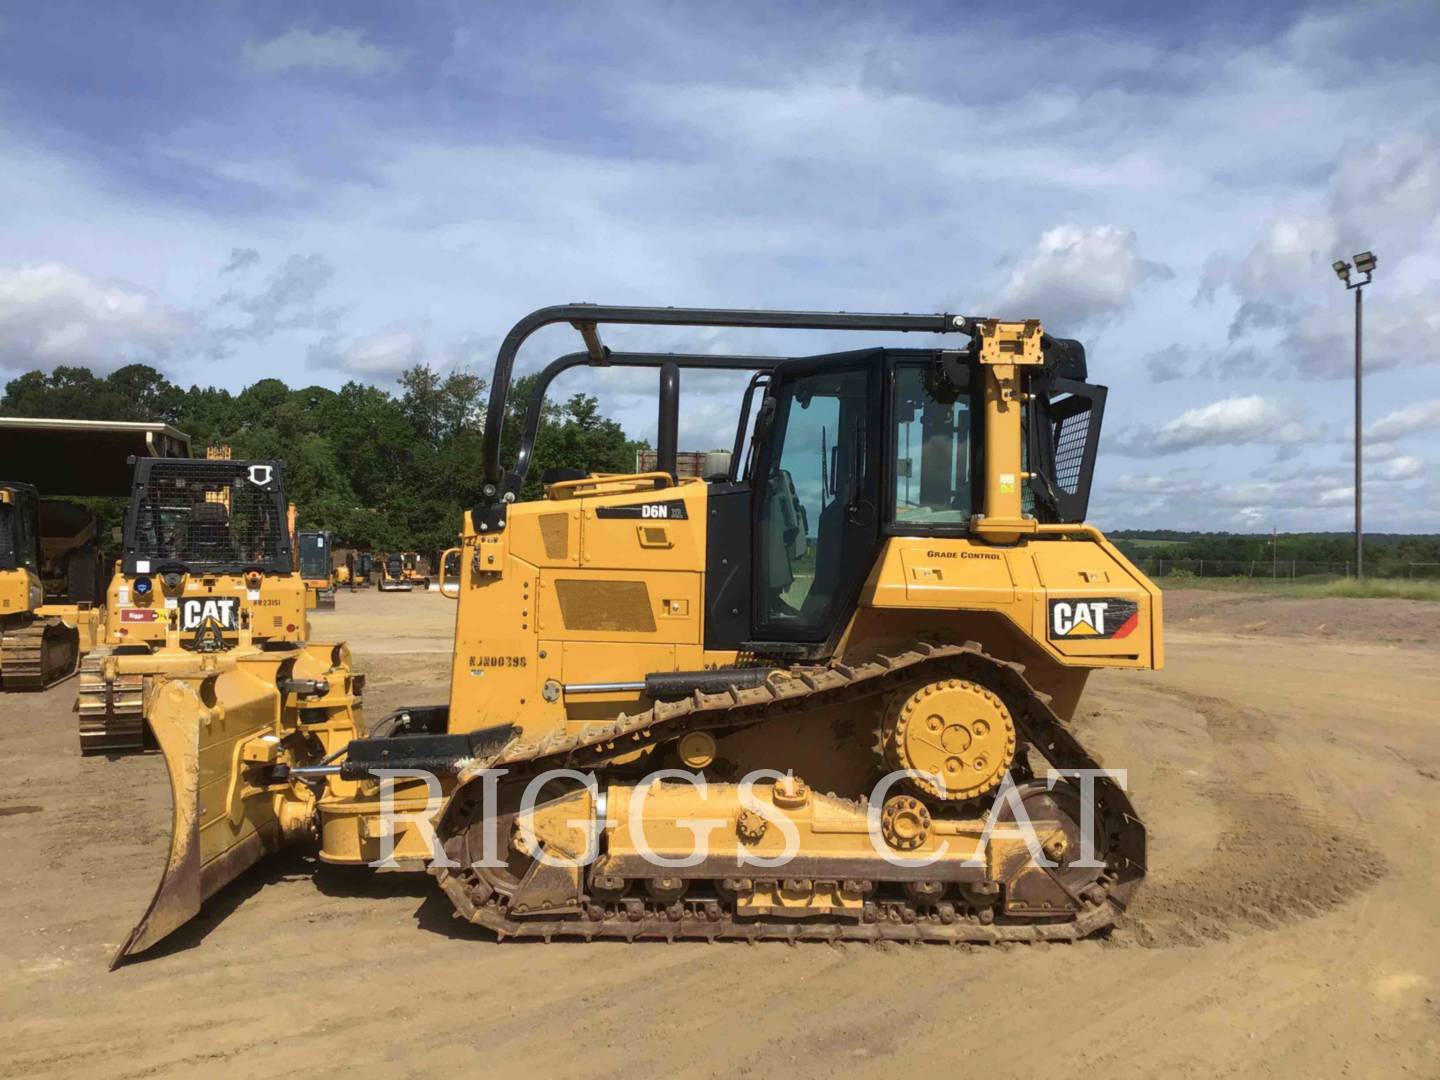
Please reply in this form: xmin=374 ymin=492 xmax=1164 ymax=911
xmin=1132 ymin=558 xmax=1440 ymax=581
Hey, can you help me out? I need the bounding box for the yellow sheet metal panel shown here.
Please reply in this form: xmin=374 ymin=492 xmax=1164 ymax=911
xmin=577 ymin=478 xmax=707 ymax=573
xmin=447 ymin=547 xmax=540 ymax=734
xmin=536 ymin=568 xmax=700 ymax=646
xmin=898 ymin=541 xmax=1017 ymax=605
xmin=0 ymin=569 xmax=38 ymax=613
xmin=864 ymin=535 xmax=1159 ymax=670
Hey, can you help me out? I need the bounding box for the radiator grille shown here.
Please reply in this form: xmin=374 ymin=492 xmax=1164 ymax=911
xmin=554 ymin=579 xmax=656 ymax=632
xmin=539 ymin=513 xmax=570 ymax=560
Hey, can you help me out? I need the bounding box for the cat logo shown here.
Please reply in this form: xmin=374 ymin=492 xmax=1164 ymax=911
xmin=247 ymin=464 xmax=273 ymax=487
xmin=1048 ymin=598 xmax=1139 ymax=640
xmin=180 ymin=597 xmax=239 ymax=631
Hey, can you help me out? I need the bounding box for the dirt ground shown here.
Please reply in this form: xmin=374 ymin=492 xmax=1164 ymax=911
xmin=1 ymin=587 xmax=1437 ymax=1078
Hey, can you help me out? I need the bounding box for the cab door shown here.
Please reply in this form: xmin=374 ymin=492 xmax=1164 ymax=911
xmin=751 ymin=353 xmax=881 ymax=645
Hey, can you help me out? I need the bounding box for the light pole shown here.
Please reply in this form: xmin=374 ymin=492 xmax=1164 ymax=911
xmin=1332 ymin=250 xmax=1376 ymax=579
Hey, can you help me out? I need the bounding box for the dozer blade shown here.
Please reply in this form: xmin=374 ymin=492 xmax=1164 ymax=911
xmin=113 ymin=668 xmax=287 ymax=968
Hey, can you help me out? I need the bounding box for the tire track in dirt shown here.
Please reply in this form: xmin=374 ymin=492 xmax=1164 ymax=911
xmin=1120 ymin=684 xmax=1386 ymax=947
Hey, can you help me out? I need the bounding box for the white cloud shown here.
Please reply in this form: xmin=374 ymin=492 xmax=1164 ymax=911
xmin=1367 ymin=399 xmax=1440 ymax=441
xmin=310 ymin=330 xmax=425 ymax=378
xmin=988 ymin=225 xmax=1172 ymax=331
xmin=308 ymin=328 xmax=494 ymax=382
xmin=1196 ymin=131 xmax=1440 ymax=379
xmin=1377 ymin=455 xmax=1424 ymax=481
xmin=242 ymin=28 xmax=400 ymax=78
xmin=0 ymin=263 xmax=184 ymax=371
xmin=1111 ymin=395 xmax=1314 ymax=455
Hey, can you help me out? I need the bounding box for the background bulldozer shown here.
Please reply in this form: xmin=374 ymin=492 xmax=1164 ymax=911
xmin=0 ymin=418 xmax=191 ymax=691
xmin=298 ymin=529 xmax=337 ymax=610
xmin=78 ymin=456 xmax=314 ymax=753
xmin=118 ymin=302 xmax=1161 ymax=966
xmin=0 ymin=482 xmax=89 ymax=688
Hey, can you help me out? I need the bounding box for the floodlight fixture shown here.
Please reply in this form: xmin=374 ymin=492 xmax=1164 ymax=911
xmin=1332 ymin=259 xmax=1351 ymax=283
xmin=1353 ymin=250 xmax=1377 ymax=275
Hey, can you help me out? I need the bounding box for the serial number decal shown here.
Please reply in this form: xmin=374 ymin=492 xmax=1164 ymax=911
xmin=595 ymin=500 xmax=688 ymax=520
xmin=469 ymin=655 xmax=528 ymax=668
xmin=1047 ymin=598 xmax=1140 ymax=640
xmin=252 ymin=598 xmax=282 ymax=606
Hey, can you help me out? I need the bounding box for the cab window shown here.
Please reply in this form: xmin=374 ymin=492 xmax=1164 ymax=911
xmin=892 ymin=362 xmax=974 ymax=527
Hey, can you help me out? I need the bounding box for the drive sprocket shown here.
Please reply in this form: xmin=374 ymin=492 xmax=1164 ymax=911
xmin=882 ymin=677 xmax=1017 ymax=801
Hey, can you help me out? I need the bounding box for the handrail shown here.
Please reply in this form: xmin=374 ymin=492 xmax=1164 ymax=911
xmin=544 ymin=471 xmax=675 ymax=498
xmin=438 ymin=545 xmax=461 ymax=600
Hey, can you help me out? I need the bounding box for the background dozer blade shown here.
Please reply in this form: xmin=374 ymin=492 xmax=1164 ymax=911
xmin=112 ymin=671 xmax=285 ymax=968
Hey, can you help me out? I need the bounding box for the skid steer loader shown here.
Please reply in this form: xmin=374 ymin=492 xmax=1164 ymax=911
xmin=377 ymin=552 xmax=409 ymax=591
xmin=77 ymin=456 xmax=313 ymax=754
xmin=117 ymin=303 xmax=1161 ymax=967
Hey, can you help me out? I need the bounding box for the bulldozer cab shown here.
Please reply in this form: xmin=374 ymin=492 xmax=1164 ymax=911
xmin=106 ymin=457 xmax=306 ymax=648
xmin=124 ymin=459 xmax=290 ymax=574
xmin=0 ymin=482 xmax=42 ymax=607
xmin=297 ymin=530 xmax=336 ymax=610
xmin=728 ymin=345 xmax=1100 ymax=650
xmin=298 ymin=530 xmax=331 ymax=583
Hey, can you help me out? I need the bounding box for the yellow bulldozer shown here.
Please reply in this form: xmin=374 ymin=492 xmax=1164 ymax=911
xmin=1 ymin=418 xmax=191 ymax=691
xmin=116 ymin=303 xmax=1161 ymax=967
xmin=77 ymin=456 xmax=313 ymax=753
xmin=0 ymin=484 xmax=95 ymax=688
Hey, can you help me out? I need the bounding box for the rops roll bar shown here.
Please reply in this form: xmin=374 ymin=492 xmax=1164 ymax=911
xmin=478 ymin=304 xmax=972 ymax=512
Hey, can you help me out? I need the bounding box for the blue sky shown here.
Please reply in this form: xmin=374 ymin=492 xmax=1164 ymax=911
xmin=1 ymin=1 xmax=1437 ymax=531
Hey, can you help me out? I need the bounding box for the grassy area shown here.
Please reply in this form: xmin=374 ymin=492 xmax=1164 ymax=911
xmin=1159 ymin=575 xmax=1440 ymax=601
xmin=1116 ymin=538 xmax=1187 ymax=553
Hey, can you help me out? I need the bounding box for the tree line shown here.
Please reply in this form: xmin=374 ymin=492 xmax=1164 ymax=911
xmin=2 ymin=363 xmax=646 ymax=555
xmin=1109 ymin=530 xmax=1440 ymax=576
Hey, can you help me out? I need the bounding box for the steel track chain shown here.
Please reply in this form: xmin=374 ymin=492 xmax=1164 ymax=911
xmin=434 ymin=641 xmax=1146 ymax=943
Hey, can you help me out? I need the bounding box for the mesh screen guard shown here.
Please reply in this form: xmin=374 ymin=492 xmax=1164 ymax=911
xmin=122 ymin=459 xmax=292 ymax=575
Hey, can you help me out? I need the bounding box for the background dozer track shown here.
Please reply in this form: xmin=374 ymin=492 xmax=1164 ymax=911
xmin=0 ymin=616 xmax=79 ymax=690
